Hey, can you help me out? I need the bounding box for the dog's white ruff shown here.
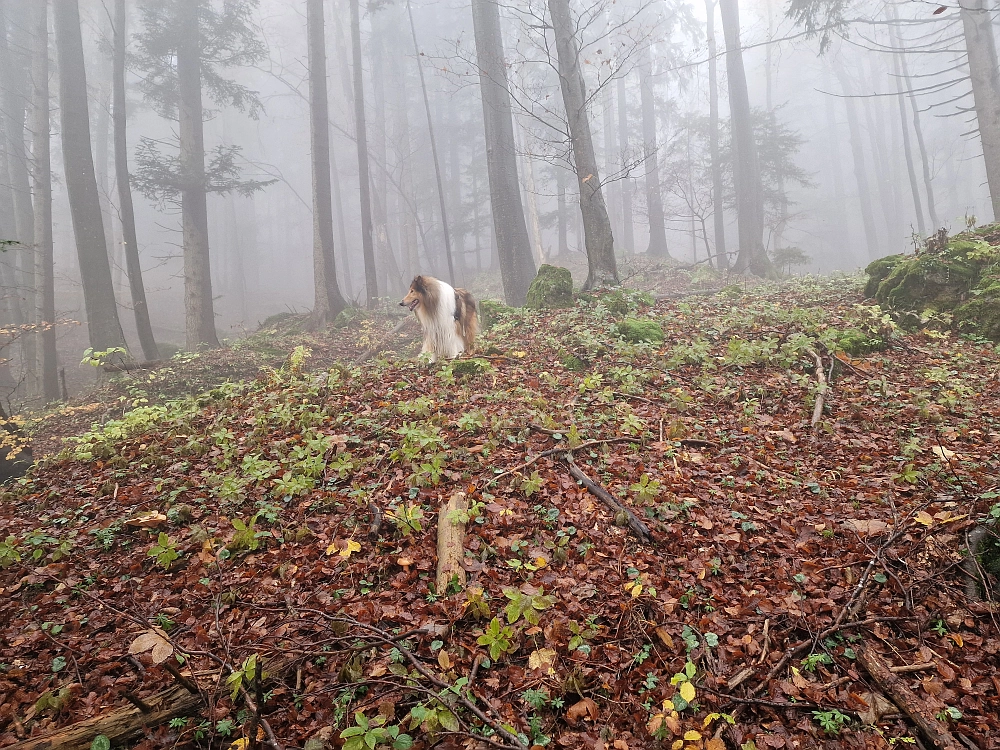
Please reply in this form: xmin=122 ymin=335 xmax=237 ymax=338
xmin=415 ymin=278 xmax=465 ymax=362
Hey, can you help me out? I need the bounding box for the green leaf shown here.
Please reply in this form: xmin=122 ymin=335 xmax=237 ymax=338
xmin=91 ymin=735 xmax=111 ymax=750
xmin=393 ymin=734 xmax=414 ymax=750
xmin=51 ymin=656 xmax=67 ymax=673
xmin=438 ymin=709 xmax=460 ymax=732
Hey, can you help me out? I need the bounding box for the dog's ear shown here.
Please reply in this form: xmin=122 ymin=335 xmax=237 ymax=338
xmin=411 ymin=276 xmax=426 ymax=294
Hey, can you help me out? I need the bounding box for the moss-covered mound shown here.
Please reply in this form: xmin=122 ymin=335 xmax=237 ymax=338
xmin=865 ymin=229 xmax=1000 ymax=339
xmin=616 ymin=318 xmax=664 ymax=344
xmin=477 ymin=299 xmax=508 ymax=330
xmin=525 ymin=264 xmax=574 ymax=309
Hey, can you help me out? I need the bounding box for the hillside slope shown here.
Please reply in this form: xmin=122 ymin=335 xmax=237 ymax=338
xmin=1 ymin=277 xmax=998 ymax=750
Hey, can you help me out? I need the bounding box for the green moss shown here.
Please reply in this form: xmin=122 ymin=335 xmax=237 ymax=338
xmin=559 ymin=352 xmax=586 ymax=371
xmin=616 ymin=318 xmax=664 ymax=344
xmin=525 ymin=265 xmax=574 ymax=310
xmin=601 ymin=288 xmax=655 ymax=317
xmin=835 ymin=328 xmax=885 ymax=356
xmin=332 ymin=307 xmax=366 ymax=329
xmin=478 ymin=299 xmax=508 ymax=330
xmin=864 ymin=255 xmax=905 ymax=298
xmin=450 ymin=358 xmax=492 ymax=379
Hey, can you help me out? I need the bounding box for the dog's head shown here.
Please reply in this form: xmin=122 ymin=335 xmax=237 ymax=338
xmin=400 ymin=276 xmax=430 ymax=312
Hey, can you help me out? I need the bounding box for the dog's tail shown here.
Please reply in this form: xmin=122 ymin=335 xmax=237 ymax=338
xmin=455 ymin=289 xmax=479 ymax=352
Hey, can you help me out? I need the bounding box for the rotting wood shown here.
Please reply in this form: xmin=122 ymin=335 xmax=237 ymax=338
xmin=857 ymin=643 xmax=963 ymax=750
xmin=565 ymin=456 xmax=653 ymax=544
xmin=5 ymin=683 xmax=202 ymax=750
xmin=807 ymin=348 xmax=827 ymax=429
xmin=436 ymin=491 xmax=469 ymax=593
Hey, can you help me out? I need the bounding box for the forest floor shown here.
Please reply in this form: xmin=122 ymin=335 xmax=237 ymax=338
xmin=1 ymin=271 xmax=999 ymax=750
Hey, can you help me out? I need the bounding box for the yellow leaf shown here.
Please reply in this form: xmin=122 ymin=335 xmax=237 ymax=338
xmin=528 ymin=648 xmax=557 ymax=672
xmin=947 ymin=633 xmax=964 ymax=647
xmin=655 ymin=626 xmax=675 ymax=650
xmin=437 ymin=650 xmax=452 ymax=670
xmin=914 ymin=511 xmax=934 ymax=527
xmin=511 ymin=351 xmax=527 ymax=358
xmin=534 ymin=557 xmax=548 ymax=568
xmin=671 ymin=742 xmax=684 ymax=750
xmin=228 ymin=740 xmax=249 ymax=750
xmin=683 ymin=730 xmax=702 ymax=741
xmin=341 ymin=539 xmax=361 ymax=558
xmin=325 ymin=542 xmax=338 ymax=555
xmin=679 ymin=681 xmax=696 ymax=703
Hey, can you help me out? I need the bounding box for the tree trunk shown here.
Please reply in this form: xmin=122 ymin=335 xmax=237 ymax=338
xmin=307 ymin=0 xmax=348 ymax=325
xmin=548 ymin=0 xmax=618 ymax=289
xmin=887 ymin=19 xmax=926 ymax=237
xmin=861 ymin=63 xmax=899 ymax=249
xmin=515 ymin=120 xmax=545 ymax=263
xmin=834 ymin=62 xmax=880 ymax=260
xmin=705 ymin=0 xmax=728 ymax=270
xmin=406 ymin=0 xmax=456 ymax=286
xmin=114 ymin=0 xmax=158 ymax=360
xmin=176 ymin=0 xmax=219 ymax=349
xmin=31 ymin=0 xmax=58 ymax=401
xmin=960 ymin=0 xmax=1000 ymax=221
xmin=823 ymin=72 xmax=854 ymax=265
xmin=53 ymin=0 xmax=128 ymax=356
xmin=0 ymin=0 xmax=38 ymax=392
xmin=389 ymin=24 xmax=417 ymax=283
xmin=720 ymin=0 xmax=774 ymax=278
xmin=557 ymin=165 xmax=568 ymax=258
xmin=602 ymin=80 xmax=619 ymax=240
xmin=640 ymin=44 xmax=669 ymax=259
xmin=616 ymin=76 xmax=634 ymax=255
xmin=470 ymin=0 xmax=536 ymax=305
xmin=348 ymin=0 xmax=378 ymax=308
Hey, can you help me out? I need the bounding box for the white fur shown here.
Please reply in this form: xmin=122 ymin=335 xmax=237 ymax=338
xmin=415 ymin=278 xmax=465 ymax=362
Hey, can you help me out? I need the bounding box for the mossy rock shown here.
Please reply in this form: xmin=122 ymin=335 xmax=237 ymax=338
xmin=450 ymin=358 xmax=492 ymax=379
xmin=478 ymin=299 xmax=509 ymax=330
xmin=559 ymin=352 xmax=587 ymax=371
xmin=525 ymin=265 xmax=574 ymax=309
xmin=616 ymin=318 xmax=664 ymax=344
xmin=864 ymin=255 xmax=905 ymax=298
xmin=601 ymin=288 xmax=654 ymax=317
xmin=955 ymin=285 xmax=1000 ymax=340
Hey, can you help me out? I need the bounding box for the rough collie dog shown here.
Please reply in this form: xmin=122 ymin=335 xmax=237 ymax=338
xmin=400 ymin=275 xmax=478 ymax=362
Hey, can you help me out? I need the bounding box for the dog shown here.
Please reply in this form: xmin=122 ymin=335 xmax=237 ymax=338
xmin=399 ymin=275 xmax=478 ymax=362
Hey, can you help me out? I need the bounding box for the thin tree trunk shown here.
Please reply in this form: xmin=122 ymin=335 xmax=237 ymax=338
xmin=514 ymin=120 xmax=545 ymax=263
xmin=889 ymin=5 xmax=938 ymax=229
xmin=176 ymin=0 xmax=219 ymax=349
xmin=31 ymin=0 xmax=58 ymax=400
xmin=308 ymin=0 xmax=348 ymax=324
xmin=640 ymin=44 xmax=669 ymax=258
xmin=705 ymin=0 xmax=728 ymax=270
xmin=405 ymin=0 xmax=456 ymax=286
xmin=53 ymin=0 xmax=128 ymax=356
xmin=447 ymin=99 xmax=466 ymax=277
xmin=114 ymin=0 xmax=158 ymax=360
xmin=348 ymin=0 xmax=378 ymax=308
xmin=389 ymin=23 xmax=417 ymax=283
xmin=557 ymin=165 xmax=568 ymax=258
xmin=602 ymin=80 xmax=618 ymax=239
xmin=470 ymin=0 xmax=536 ymax=304
xmin=960 ymin=0 xmax=1000 ymax=221
xmin=823 ymin=72 xmax=853 ymax=264
xmin=764 ymin=0 xmax=788 ymax=255
xmin=0 ymin=0 xmax=38 ymax=392
xmin=834 ymin=62 xmax=880 ymax=260
xmin=616 ymin=75 xmax=634 ymax=255
xmin=94 ymin=6 xmax=115 ymax=269
xmin=720 ymin=0 xmax=774 ymax=278
xmin=887 ymin=18 xmax=925 ymax=236
xmin=861 ymin=61 xmax=899 ymax=248
xmin=548 ymin=0 xmax=618 ymax=289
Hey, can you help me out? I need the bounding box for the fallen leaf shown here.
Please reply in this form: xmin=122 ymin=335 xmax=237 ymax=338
xmin=655 ymin=626 xmax=675 ymax=650
xmin=565 ymin=697 xmax=598 ymax=724
xmin=128 ymin=629 xmax=173 ymax=665
xmin=914 ymin=511 xmax=935 ymax=527
xmin=931 ymin=445 xmax=956 ymax=460
xmin=528 ymin=647 xmax=557 ymax=673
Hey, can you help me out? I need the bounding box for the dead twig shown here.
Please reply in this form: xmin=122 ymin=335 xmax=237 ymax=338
xmin=807 ymin=348 xmax=827 ymax=429
xmin=486 ymin=435 xmax=641 ymax=488
xmin=565 ymin=455 xmax=653 ymax=544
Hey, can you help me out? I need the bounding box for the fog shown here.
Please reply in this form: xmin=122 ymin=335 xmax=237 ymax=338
xmin=1 ymin=0 xmax=996 ymax=404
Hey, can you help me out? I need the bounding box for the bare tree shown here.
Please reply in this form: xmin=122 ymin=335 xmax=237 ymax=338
xmin=720 ymin=0 xmax=774 ymax=277
xmin=639 ymin=43 xmax=670 ymax=259
xmin=705 ymin=0 xmax=727 ymax=270
xmin=31 ymin=0 xmax=58 ymax=400
xmin=307 ymin=0 xmax=348 ymax=325
xmin=113 ymin=0 xmax=158 ymax=360
xmin=616 ymin=76 xmax=635 ymax=255
xmin=53 ymin=0 xmax=129 ymax=357
xmin=470 ymin=0 xmax=536 ymax=305
xmin=548 ymin=0 xmax=618 ymax=289
xmin=833 ymin=60 xmax=879 ymax=260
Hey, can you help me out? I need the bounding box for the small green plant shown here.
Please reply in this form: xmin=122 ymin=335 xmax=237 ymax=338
xmin=801 ymin=652 xmax=833 ymax=673
xmin=935 ymin=706 xmax=962 ymax=723
xmin=629 ymin=474 xmax=661 ymax=504
xmin=225 ymin=653 xmax=264 ymax=701
xmin=457 ymin=410 xmax=485 ymax=433
xmin=476 ymin=617 xmax=516 ymax=660
xmin=81 ymin=346 xmax=127 ymax=367
xmin=147 ymin=533 xmax=180 ymax=569
xmin=669 ymin=660 xmax=698 ymax=711
xmin=229 ymin=515 xmax=269 ymax=552
xmin=812 ymin=708 xmax=851 ymax=735
xmin=521 ymin=470 xmax=544 ymax=496
xmin=503 ymin=587 xmax=556 ymax=625
xmin=0 ymin=536 xmax=21 ymax=569
xmin=568 ymin=617 xmax=598 ymax=654
xmin=386 ymin=503 xmax=425 ymax=537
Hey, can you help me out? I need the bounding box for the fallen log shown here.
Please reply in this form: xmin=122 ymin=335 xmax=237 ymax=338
xmin=857 ymin=643 xmax=963 ymax=750
xmin=436 ymin=491 xmax=469 ymax=594
xmin=5 ymin=683 xmax=202 ymax=750
xmin=565 ymin=456 xmax=653 ymax=544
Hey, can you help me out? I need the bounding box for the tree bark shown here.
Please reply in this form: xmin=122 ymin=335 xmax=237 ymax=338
xmin=548 ymin=0 xmax=618 ymax=289
xmin=176 ymin=0 xmax=219 ymax=349
xmin=960 ymin=0 xmax=1000 ymax=222
xmin=557 ymin=165 xmax=568 ymax=258
xmin=834 ymin=62 xmax=880 ymax=261
xmin=31 ymin=0 xmax=58 ymax=401
xmin=470 ymin=0 xmax=536 ymax=305
xmin=720 ymin=0 xmax=774 ymax=278
xmin=616 ymin=75 xmax=634 ymax=255
xmin=705 ymin=0 xmax=728 ymax=271
xmin=640 ymin=44 xmax=669 ymax=259
xmin=823 ymin=71 xmax=853 ymax=265
xmin=114 ymin=0 xmax=159 ymax=361
xmin=348 ymin=0 xmax=378 ymax=308
xmin=602 ymin=79 xmax=619 ymax=241
xmin=307 ymin=0 xmax=348 ymax=325
xmin=53 ymin=0 xmax=128 ymax=356
xmin=436 ymin=491 xmax=468 ymax=594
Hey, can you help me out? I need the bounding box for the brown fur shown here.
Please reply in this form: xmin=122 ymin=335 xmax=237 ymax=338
xmin=400 ymin=275 xmax=478 ymax=360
